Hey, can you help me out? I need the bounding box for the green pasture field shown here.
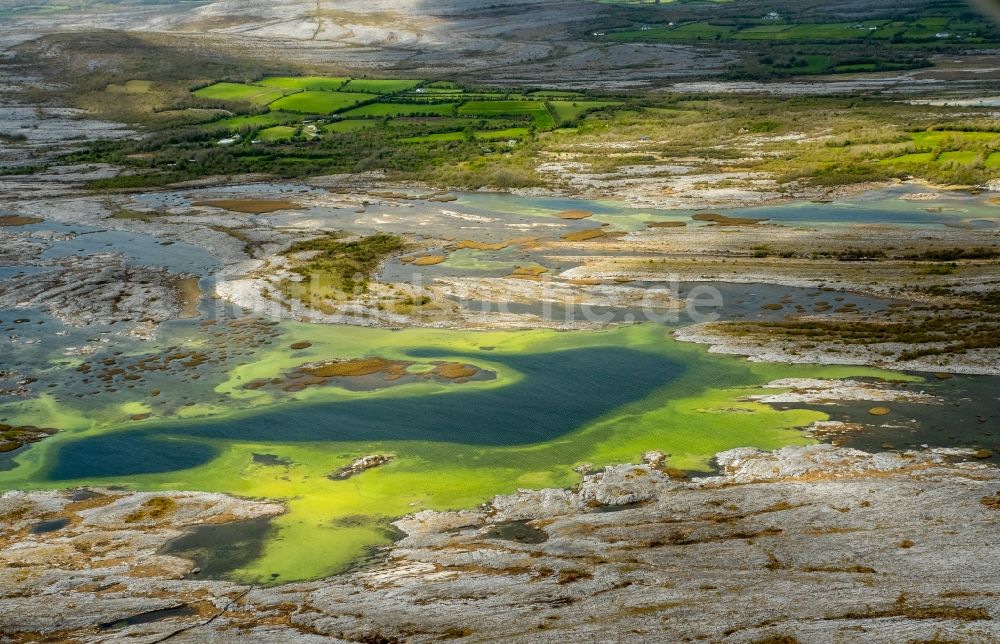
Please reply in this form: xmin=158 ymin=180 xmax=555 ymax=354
xmin=910 ymin=131 xmax=1000 ymax=147
xmin=339 ymin=79 xmax=424 ymax=94
xmin=340 ymin=102 xmax=458 ymax=118
xmin=882 ymin=129 xmax=998 ymax=167
xmin=256 ymin=126 xmax=298 ymax=142
xmin=938 ymin=151 xmax=980 ymax=164
xmin=605 ymin=15 xmax=996 ymax=46
xmin=606 ymin=23 xmax=734 ymax=42
xmin=868 ymin=22 xmax=910 ymax=40
xmin=549 ymin=100 xmax=622 ymax=123
xmin=254 ymin=76 xmax=348 ymax=91
xmin=458 ymin=100 xmax=555 ymax=129
xmin=732 ymin=24 xmax=794 ymax=40
xmin=455 ymin=93 xmax=531 ymax=101
xmin=213 ymin=112 xmax=302 ymax=130
xmin=78 ymin=76 xmax=1000 ymax=193
xmin=902 ymin=17 xmax=951 ymax=40
xmin=269 ymin=91 xmax=376 ymax=114
xmin=738 ymin=22 xmax=887 ymax=41
xmin=463 ymin=92 xmax=529 ymax=98
xmin=323 ymin=120 xmax=380 ymax=134
xmin=415 ymin=88 xmax=465 ymax=95
xmin=192 ymin=82 xmax=286 ymax=105
xmin=528 ymin=90 xmax=583 ymax=98
xmin=780 ymin=54 xmax=830 ymax=74
xmin=416 ymin=81 xmax=464 ymax=95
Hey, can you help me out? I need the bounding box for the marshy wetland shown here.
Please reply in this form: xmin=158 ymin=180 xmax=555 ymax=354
xmin=1 ymin=183 xmax=998 ymax=585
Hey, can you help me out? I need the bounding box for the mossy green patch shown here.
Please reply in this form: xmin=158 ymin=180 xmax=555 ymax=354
xmin=549 ymin=100 xmax=622 ymax=124
xmin=255 ymin=76 xmax=348 ymax=91
xmin=256 ymin=126 xmax=298 ymax=142
xmin=269 ymin=91 xmax=376 ymax=114
xmin=0 ymin=322 xmax=914 ymax=584
xmin=212 ymin=112 xmax=302 ymax=131
xmin=340 ymin=102 xmax=457 ymax=118
xmin=339 ymin=79 xmax=423 ymax=94
xmin=323 ymin=119 xmax=380 ymax=134
xmin=279 ymin=232 xmax=405 ymax=303
xmin=458 ymin=100 xmax=555 ymax=129
xmin=192 ymin=82 xmax=286 ymax=105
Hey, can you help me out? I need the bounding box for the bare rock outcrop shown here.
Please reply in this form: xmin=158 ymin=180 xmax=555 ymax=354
xmin=2 ymin=446 xmax=999 ymax=642
xmin=0 ymin=253 xmax=194 ymax=336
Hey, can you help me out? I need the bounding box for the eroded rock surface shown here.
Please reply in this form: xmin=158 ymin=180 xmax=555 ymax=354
xmin=2 ymin=446 xmax=999 ymax=642
xmin=747 ymin=377 xmax=939 ymax=404
xmin=0 ymin=254 xmax=192 ymax=337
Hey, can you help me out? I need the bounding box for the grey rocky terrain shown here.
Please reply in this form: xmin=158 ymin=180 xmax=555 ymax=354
xmin=0 ymin=0 xmax=731 ymax=88
xmin=0 ymin=254 xmax=191 ymax=336
xmin=3 ymin=0 xmax=995 ymax=93
xmin=2 ymin=445 xmax=998 ymax=642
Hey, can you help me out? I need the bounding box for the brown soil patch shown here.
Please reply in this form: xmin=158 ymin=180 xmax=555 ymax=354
xmin=411 ymin=255 xmax=447 ymax=266
xmin=369 ymin=191 xmax=412 ymax=199
xmin=510 ymin=266 xmax=548 ymax=279
xmin=304 ymin=357 xmax=409 ymax=379
xmin=431 ymin=363 xmax=480 ymax=380
xmin=452 ymin=237 xmax=536 ymax=251
xmin=174 ymin=276 xmax=202 ymax=319
xmin=247 ymin=357 xmax=489 ymax=393
xmin=692 ymin=213 xmax=766 ymax=226
xmin=981 ymin=492 xmax=1000 ymax=510
xmin=556 ymin=210 xmax=593 ymax=220
xmin=561 ymin=228 xmax=607 ymax=242
xmin=0 ymin=215 xmax=43 ymax=226
xmin=290 ymin=341 xmax=313 ymax=350
xmin=124 ymin=497 xmax=176 ymax=523
xmin=868 ymin=407 xmax=891 ymax=416
xmin=646 ymin=221 xmax=686 ymax=228
xmin=193 ymin=199 xmax=302 ymax=214
xmin=65 ymin=493 xmax=116 ymax=513
xmin=0 ymin=424 xmax=59 ymax=452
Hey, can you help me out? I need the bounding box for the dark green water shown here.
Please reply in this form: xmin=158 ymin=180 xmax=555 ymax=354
xmin=47 ymin=346 xmax=685 ymax=480
xmin=163 ymin=516 xmax=277 ymax=580
xmin=786 ymin=374 xmax=1000 ymax=459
